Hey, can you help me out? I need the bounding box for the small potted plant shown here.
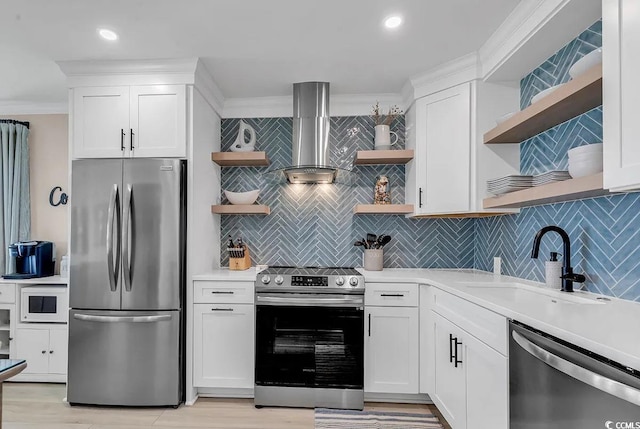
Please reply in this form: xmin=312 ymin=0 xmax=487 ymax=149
xmin=372 ymin=102 xmax=403 ymax=150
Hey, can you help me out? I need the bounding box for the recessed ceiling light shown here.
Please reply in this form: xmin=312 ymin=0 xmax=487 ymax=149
xmin=384 ymin=15 xmax=403 ymax=29
xmin=98 ymin=28 xmax=118 ymax=41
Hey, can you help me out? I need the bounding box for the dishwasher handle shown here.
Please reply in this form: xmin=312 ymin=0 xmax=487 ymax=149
xmin=512 ymin=330 xmax=640 ymax=407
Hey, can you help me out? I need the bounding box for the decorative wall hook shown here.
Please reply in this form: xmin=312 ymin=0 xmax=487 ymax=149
xmin=49 ymin=186 xmax=68 ymax=207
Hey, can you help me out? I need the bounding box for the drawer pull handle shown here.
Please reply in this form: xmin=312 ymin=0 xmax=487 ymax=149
xmin=454 ymin=338 xmax=462 ymax=368
xmin=380 ymin=294 xmax=404 ymax=297
xmin=211 ymin=308 xmax=234 ymax=312
xmin=210 ymin=291 xmax=234 ymax=294
xmin=449 ymin=334 xmax=455 ymax=363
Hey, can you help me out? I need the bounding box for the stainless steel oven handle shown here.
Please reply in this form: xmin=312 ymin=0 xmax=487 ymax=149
xmin=73 ymin=314 xmax=171 ymax=323
xmin=256 ymin=295 xmax=364 ymax=307
xmin=512 ymin=330 xmax=640 ymax=406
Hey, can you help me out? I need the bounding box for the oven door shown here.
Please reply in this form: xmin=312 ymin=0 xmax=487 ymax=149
xmin=21 ymin=286 xmax=68 ymax=323
xmin=255 ymin=293 xmax=364 ymax=390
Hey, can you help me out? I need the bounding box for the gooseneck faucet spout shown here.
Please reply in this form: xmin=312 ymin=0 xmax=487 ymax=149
xmin=531 ymin=225 xmax=585 ymax=292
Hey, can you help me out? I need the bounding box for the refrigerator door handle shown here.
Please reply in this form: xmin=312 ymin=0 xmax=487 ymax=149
xmin=106 ymin=184 xmax=120 ymax=292
xmin=73 ymin=314 xmax=172 ymax=323
xmin=122 ymin=184 xmax=133 ymax=292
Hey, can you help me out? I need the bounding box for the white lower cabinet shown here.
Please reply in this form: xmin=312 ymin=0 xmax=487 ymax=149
xmin=430 ymin=308 xmax=508 ymax=429
xmin=365 ymin=306 xmax=419 ymax=394
xmin=432 ymin=312 xmax=467 ymax=429
xmin=15 ymin=327 xmax=68 ymax=375
xmin=193 ymin=303 xmax=254 ymax=389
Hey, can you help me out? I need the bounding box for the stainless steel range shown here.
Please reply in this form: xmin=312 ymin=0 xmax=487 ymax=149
xmin=254 ymin=267 xmax=364 ymax=410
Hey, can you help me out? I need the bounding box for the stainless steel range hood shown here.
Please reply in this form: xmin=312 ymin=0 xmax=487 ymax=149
xmin=284 ymin=82 xmax=337 ymax=184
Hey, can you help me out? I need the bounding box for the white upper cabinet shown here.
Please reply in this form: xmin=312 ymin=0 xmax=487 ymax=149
xmin=603 ymin=0 xmax=640 ymax=191
xmin=406 ymin=81 xmax=519 ymax=217
xmin=73 ymin=87 xmax=130 ymax=159
xmin=73 ymin=85 xmax=187 ymax=159
xmin=130 ymin=85 xmax=187 ymax=158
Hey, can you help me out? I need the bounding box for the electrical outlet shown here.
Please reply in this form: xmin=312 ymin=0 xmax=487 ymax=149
xmin=493 ymin=257 xmax=502 ymax=275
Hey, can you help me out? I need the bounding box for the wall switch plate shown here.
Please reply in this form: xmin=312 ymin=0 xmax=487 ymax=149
xmin=493 ymin=257 xmax=502 ymax=275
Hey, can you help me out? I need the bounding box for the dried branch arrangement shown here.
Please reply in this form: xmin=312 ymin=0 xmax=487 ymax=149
xmin=372 ymin=101 xmax=404 ymax=126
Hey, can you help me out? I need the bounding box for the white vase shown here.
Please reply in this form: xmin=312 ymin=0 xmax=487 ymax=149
xmin=374 ymin=124 xmax=398 ymax=150
xmin=230 ymin=120 xmax=257 ymax=152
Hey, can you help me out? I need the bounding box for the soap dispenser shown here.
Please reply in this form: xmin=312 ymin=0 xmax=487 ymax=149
xmin=545 ymin=252 xmax=562 ymax=289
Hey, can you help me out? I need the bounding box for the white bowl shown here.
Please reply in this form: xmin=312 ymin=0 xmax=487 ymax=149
xmin=568 ymin=160 xmax=603 ymax=178
xmin=224 ymin=189 xmax=259 ymax=205
xmin=568 ymin=152 xmax=603 ymax=163
xmin=496 ymin=111 xmax=517 ymax=125
xmin=568 ymin=143 xmax=603 ymax=157
xmin=569 ymin=48 xmax=603 ymax=79
xmin=531 ymin=84 xmax=564 ymax=105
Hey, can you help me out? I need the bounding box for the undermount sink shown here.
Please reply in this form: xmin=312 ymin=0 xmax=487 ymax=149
xmin=458 ymin=282 xmax=607 ymax=305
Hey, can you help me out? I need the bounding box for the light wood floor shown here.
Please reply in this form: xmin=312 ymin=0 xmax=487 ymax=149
xmin=2 ymin=383 xmax=450 ymax=429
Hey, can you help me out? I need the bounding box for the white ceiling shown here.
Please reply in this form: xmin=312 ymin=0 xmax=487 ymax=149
xmin=0 ymin=0 xmax=520 ymax=105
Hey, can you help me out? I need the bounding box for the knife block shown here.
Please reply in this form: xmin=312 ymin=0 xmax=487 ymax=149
xmin=228 ymin=245 xmax=251 ymax=271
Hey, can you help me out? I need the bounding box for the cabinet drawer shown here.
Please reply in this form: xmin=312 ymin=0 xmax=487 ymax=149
xmin=193 ymin=281 xmax=254 ymax=304
xmin=0 ymin=284 xmax=16 ymax=303
xmin=432 ymin=288 xmax=507 ymax=355
xmin=365 ymin=283 xmax=418 ymax=307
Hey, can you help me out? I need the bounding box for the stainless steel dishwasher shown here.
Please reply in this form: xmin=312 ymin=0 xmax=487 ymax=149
xmin=510 ymin=321 xmax=640 ymax=428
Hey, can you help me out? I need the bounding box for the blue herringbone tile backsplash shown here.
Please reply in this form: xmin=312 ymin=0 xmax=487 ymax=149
xmin=220 ymin=116 xmax=475 ymax=269
xmin=476 ymin=20 xmax=640 ymax=302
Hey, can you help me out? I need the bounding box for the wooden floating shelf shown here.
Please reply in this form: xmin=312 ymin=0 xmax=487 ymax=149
xmin=353 ymin=204 xmax=414 ymax=215
xmin=211 ymin=205 xmax=270 ymax=215
xmin=353 ymin=149 xmax=414 ymax=165
xmin=483 ymin=173 xmax=609 ymax=209
xmin=211 ymin=151 xmax=270 ymax=166
xmin=484 ymin=64 xmax=602 ymax=144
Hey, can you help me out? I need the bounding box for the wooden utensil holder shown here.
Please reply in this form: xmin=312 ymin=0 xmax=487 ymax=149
xmin=228 ymin=245 xmax=251 ymax=271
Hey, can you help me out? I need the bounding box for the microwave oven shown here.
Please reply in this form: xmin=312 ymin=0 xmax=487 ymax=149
xmin=21 ymin=286 xmax=68 ymax=323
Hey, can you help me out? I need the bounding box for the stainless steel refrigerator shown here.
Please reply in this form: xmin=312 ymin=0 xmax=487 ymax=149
xmin=68 ymin=158 xmax=186 ymax=407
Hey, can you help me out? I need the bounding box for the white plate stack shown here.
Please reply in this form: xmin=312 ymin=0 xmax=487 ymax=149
xmin=532 ymin=171 xmax=571 ymax=186
xmin=568 ymin=143 xmax=603 ymax=178
xmin=487 ymin=175 xmax=533 ymax=195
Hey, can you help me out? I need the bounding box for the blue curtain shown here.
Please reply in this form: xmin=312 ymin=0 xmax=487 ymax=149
xmin=0 ymin=122 xmax=30 ymax=274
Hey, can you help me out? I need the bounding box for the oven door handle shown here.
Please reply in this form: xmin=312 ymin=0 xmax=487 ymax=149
xmin=512 ymin=330 xmax=640 ymax=407
xmin=256 ymin=295 xmax=364 ymax=307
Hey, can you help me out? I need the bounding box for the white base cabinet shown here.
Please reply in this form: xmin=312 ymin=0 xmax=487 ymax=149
xmin=15 ymin=327 xmax=68 ymax=376
xmin=192 ymin=279 xmax=255 ymax=391
xmin=365 ymin=283 xmax=419 ymax=395
xmin=193 ymin=303 xmax=254 ymax=389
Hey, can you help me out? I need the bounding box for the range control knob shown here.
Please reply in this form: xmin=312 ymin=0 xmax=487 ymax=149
xmin=275 ymin=275 xmax=284 ymax=285
xmin=349 ymin=277 xmax=359 ymax=287
xmin=335 ymin=276 xmax=345 ymax=286
xmin=261 ymin=275 xmax=271 ymax=284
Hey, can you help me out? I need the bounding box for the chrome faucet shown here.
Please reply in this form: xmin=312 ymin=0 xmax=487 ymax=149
xmin=531 ymin=226 xmax=585 ymax=292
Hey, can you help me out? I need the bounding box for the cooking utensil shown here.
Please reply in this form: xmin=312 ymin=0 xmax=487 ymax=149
xmin=354 ymin=240 xmax=365 ymax=247
xmin=367 ymin=233 xmax=377 ymax=249
xmin=361 ymin=237 xmax=369 ymax=249
xmin=378 ymin=235 xmax=392 ymax=248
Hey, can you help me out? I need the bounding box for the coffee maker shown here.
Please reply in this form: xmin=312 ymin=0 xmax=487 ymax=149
xmin=3 ymin=241 xmax=55 ymax=279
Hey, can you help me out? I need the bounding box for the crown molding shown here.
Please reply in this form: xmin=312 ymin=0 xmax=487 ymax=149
xmin=405 ymin=52 xmax=480 ymax=101
xmin=57 ymin=58 xmax=201 ymax=87
xmin=0 ymin=101 xmax=68 ymax=115
xmin=222 ymin=93 xmax=402 ymax=118
xmin=480 ymin=0 xmax=601 ymax=81
xmin=194 ymin=61 xmax=225 ymax=116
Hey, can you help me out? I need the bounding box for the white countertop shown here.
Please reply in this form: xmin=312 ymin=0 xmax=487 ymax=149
xmin=0 ymin=275 xmax=68 ymax=285
xmin=193 ymin=267 xmax=640 ymax=371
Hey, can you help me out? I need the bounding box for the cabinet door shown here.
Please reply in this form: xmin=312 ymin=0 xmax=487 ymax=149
xmin=15 ymin=329 xmax=49 ymax=374
xmin=48 ymin=329 xmax=68 ymax=375
xmin=432 ymin=312 xmax=466 ymax=429
xmin=414 ymin=83 xmax=471 ymax=214
xmin=193 ymin=303 xmax=254 ymax=389
xmin=603 ymin=0 xmax=640 ymax=190
xmin=73 ymin=86 xmax=129 ymax=159
xmin=365 ymin=306 xmax=419 ymax=394
xmin=130 ymin=85 xmax=187 ymax=158
xmin=465 ymin=332 xmax=508 ymax=429
xmin=0 ymin=304 xmax=16 ymax=359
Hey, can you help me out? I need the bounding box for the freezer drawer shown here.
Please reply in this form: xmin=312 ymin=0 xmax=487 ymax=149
xmin=67 ymin=309 xmax=181 ymax=407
